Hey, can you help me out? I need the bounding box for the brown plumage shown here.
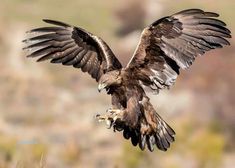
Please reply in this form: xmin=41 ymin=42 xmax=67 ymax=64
xmin=23 ymin=9 xmax=231 ymax=152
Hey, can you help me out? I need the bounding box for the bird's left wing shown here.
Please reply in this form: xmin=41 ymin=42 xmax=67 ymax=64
xmin=126 ymin=9 xmax=231 ymax=93
xmin=23 ymin=19 xmax=122 ymax=81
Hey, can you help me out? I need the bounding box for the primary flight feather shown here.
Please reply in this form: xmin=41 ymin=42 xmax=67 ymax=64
xmin=23 ymin=9 xmax=231 ymax=151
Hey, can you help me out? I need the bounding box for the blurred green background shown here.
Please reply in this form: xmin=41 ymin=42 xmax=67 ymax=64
xmin=0 ymin=0 xmax=234 ymax=167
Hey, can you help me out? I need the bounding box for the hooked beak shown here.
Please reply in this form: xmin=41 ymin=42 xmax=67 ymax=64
xmin=98 ymin=83 xmax=106 ymax=92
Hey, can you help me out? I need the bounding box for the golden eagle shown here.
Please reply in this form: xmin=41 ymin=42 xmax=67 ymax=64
xmin=23 ymin=9 xmax=231 ymax=151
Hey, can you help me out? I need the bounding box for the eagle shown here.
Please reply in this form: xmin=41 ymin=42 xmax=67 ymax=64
xmin=23 ymin=9 xmax=231 ymax=152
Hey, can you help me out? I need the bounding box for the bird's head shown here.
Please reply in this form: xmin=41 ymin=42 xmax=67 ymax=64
xmin=98 ymin=70 xmax=122 ymax=93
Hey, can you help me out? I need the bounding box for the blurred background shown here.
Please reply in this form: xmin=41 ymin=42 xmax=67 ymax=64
xmin=0 ymin=0 xmax=234 ymax=167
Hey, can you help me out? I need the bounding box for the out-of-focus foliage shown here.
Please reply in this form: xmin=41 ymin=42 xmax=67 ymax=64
xmin=0 ymin=0 xmax=234 ymax=167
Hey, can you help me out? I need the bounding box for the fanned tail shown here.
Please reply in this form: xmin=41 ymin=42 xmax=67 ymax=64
xmin=148 ymin=113 xmax=175 ymax=151
xmin=113 ymin=99 xmax=175 ymax=152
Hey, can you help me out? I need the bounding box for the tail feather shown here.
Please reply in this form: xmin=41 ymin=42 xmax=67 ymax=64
xmin=139 ymin=134 xmax=146 ymax=150
xmin=156 ymin=114 xmax=175 ymax=150
xmin=131 ymin=132 xmax=139 ymax=146
xmin=146 ymin=135 xmax=155 ymax=151
xmin=123 ymin=126 xmax=131 ymax=140
xmin=114 ymin=111 xmax=175 ymax=152
xmin=154 ymin=114 xmax=175 ymax=151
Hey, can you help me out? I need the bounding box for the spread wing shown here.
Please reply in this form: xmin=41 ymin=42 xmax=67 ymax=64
xmin=126 ymin=9 xmax=231 ymax=93
xmin=23 ymin=19 xmax=122 ymax=81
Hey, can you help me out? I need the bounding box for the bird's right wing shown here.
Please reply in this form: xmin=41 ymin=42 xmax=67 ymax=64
xmin=23 ymin=19 xmax=122 ymax=81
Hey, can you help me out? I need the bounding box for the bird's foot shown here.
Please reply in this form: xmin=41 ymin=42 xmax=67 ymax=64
xmin=95 ymin=113 xmax=113 ymax=128
xmin=96 ymin=108 xmax=124 ymax=129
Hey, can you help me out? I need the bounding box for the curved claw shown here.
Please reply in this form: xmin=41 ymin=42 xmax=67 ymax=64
xmin=106 ymin=107 xmax=112 ymax=113
xmin=96 ymin=108 xmax=124 ymax=129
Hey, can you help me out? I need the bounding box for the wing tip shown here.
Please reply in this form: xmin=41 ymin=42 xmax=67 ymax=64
xmin=204 ymin=12 xmax=219 ymax=17
xmin=42 ymin=19 xmax=71 ymax=27
xmin=26 ymin=54 xmax=33 ymax=58
xmin=174 ymin=8 xmax=220 ymax=18
xmin=22 ymin=39 xmax=27 ymax=43
xmin=174 ymin=8 xmax=204 ymax=15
